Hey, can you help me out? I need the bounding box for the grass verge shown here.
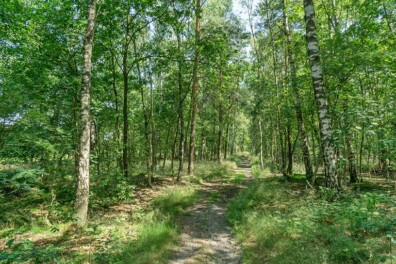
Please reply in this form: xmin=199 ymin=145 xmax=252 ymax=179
xmin=228 ymin=175 xmax=396 ymax=264
xmin=95 ymin=185 xmax=198 ymax=264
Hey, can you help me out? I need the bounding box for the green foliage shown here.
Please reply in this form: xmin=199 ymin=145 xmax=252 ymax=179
xmin=230 ymin=155 xmax=243 ymax=167
xmin=0 ymin=167 xmax=45 ymax=195
xmin=91 ymin=176 xmax=135 ymax=208
xmin=0 ymin=239 xmax=65 ymax=263
xmin=228 ymin=177 xmax=396 ymax=263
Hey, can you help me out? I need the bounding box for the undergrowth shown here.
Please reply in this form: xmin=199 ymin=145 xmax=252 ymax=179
xmin=228 ymin=175 xmax=396 ymax=263
xmin=81 ymin=185 xmax=198 ymax=263
xmin=0 ymin=160 xmax=238 ymax=263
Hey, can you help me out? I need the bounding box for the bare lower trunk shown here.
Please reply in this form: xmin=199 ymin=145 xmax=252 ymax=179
xmin=188 ymin=0 xmax=201 ymax=175
xmin=343 ymin=102 xmax=358 ymax=183
xmin=259 ymin=119 xmax=264 ymax=169
xmin=177 ymin=33 xmax=185 ymax=182
xmin=346 ymin=131 xmax=358 ymax=183
xmin=286 ymin=124 xmax=293 ymax=175
xmin=217 ymin=104 xmax=223 ymax=163
xmin=223 ymin=123 xmax=229 ymax=160
xmin=75 ymin=0 xmax=96 ymax=226
xmin=230 ymin=122 xmax=236 ymax=156
xmin=303 ymin=0 xmax=339 ymax=190
xmin=170 ymin=120 xmax=179 ymax=177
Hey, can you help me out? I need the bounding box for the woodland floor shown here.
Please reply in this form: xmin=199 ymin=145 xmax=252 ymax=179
xmin=0 ymin=160 xmax=254 ymax=263
xmin=170 ymin=160 xmax=253 ymax=264
xmin=1 ymin=160 xmax=395 ymax=263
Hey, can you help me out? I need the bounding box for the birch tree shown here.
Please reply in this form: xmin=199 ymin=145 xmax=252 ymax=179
xmin=303 ymin=0 xmax=339 ymax=189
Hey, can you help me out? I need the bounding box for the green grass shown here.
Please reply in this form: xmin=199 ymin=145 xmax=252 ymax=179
xmin=228 ymin=175 xmax=396 ymax=264
xmin=100 ymin=220 xmax=178 ymax=264
xmin=96 ymin=185 xmax=201 ymax=263
xmin=194 ymin=161 xmax=236 ymax=180
xmin=230 ymin=173 xmax=245 ymax=184
xmin=152 ymin=185 xmax=199 ymax=216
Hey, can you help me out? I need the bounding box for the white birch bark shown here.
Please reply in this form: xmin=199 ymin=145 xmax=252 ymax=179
xmin=303 ymin=0 xmax=340 ymax=189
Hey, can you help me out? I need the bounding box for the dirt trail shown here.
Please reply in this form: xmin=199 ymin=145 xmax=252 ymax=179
xmin=170 ymin=159 xmax=252 ymax=264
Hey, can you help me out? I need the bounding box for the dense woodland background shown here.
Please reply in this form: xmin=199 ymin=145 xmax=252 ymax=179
xmin=0 ymin=0 xmax=395 ymax=263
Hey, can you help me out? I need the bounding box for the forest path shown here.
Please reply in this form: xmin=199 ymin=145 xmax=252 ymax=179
xmin=169 ymin=159 xmax=253 ymax=264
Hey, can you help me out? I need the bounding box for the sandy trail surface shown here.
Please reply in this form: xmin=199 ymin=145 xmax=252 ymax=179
xmin=170 ymin=160 xmax=252 ymax=264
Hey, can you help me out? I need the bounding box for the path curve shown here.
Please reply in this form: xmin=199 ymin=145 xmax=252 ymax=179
xmin=170 ymin=159 xmax=252 ymax=264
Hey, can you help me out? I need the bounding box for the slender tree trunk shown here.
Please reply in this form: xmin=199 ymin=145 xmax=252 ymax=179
xmin=149 ymin=68 xmax=156 ymax=175
xmin=282 ymin=0 xmax=313 ymax=180
xmin=211 ymin=117 xmax=217 ymax=160
xmin=184 ymin=112 xmax=191 ymax=161
xmin=280 ymin=131 xmax=287 ymax=175
xmin=170 ymin=119 xmax=179 ymax=177
xmin=122 ymin=60 xmax=129 ymax=178
xmin=346 ymin=130 xmax=358 ymax=183
xmin=286 ymin=123 xmax=293 ymax=175
xmin=176 ymin=33 xmax=185 ymax=182
xmin=230 ymin=122 xmax=236 ymax=156
xmin=188 ymin=0 xmax=201 ymax=175
xmin=343 ymin=101 xmax=358 ymax=183
xmin=122 ymin=15 xmax=131 ymax=178
xmin=259 ymin=119 xmax=264 ymax=169
xmin=75 ymin=0 xmax=96 ymax=226
xmin=134 ymin=39 xmax=153 ymax=186
xmin=111 ymin=55 xmax=120 ymax=142
xmin=217 ymin=104 xmax=223 ymax=163
xmin=303 ymin=0 xmax=339 ymax=189
xmin=217 ymin=63 xmax=224 ymax=163
xmin=162 ymin=121 xmax=171 ymax=170
xmin=72 ymin=95 xmax=80 ymax=175
xmin=224 ymin=123 xmax=229 ymax=160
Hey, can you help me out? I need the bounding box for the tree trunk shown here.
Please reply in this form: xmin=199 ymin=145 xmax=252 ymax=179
xmin=286 ymin=123 xmax=293 ymax=175
xmin=343 ymin=101 xmax=358 ymax=183
xmin=303 ymin=0 xmax=339 ymax=190
xmin=224 ymin=122 xmax=229 ymax=160
xmin=346 ymin=131 xmax=358 ymax=183
xmin=75 ymin=0 xmax=96 ymax=226
xmin=122 ymin=15 xmax=131 ymax=179
xmin=230 ymin=122 xmax=236 ymax=156
xmin=217 ymin=104 xmax=223 ymax=163
xmin=170 ymin=119 xmax=179 ymax=177
xmin=282 ymin=0 xmax=314 ymax=180
xmin=188 ymin=0 xmax=201 ymax=175
xmin=134 ymin=39 xmax=153 ymax=186
xmin=259 ymin=119 xmax=264 ymax=169
xmin=176 ymin=33 xmax=185 ymax=182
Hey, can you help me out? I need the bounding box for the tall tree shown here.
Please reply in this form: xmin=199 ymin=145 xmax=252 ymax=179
xmin=187 ymin=0 xmax=202 ymax=175
xmin=303 ymin=0 xmax=339 ymax=189
xmin=282 ymin=0 xmax=314 ymax=180
xmin=75 ymin=0 xmax=97 ymax=226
